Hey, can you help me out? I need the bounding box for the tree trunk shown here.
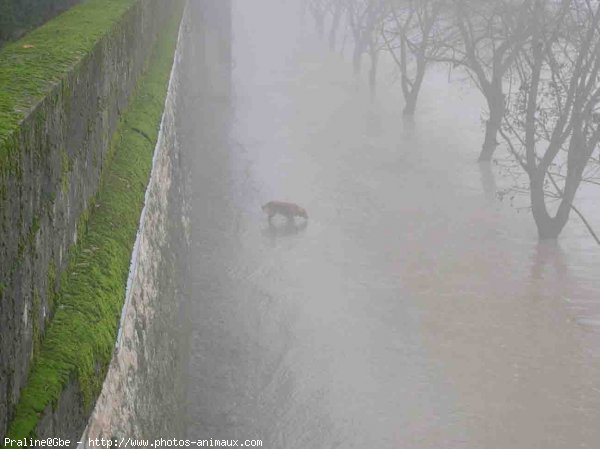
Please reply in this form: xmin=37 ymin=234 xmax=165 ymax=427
xmin=403 ymin=94 xmax=417 ymax=115
xmin=530 ymin=172 xmax=571 ymax=240
xmin=478 ymin=95 xmax=504 ymax=161
xmin=478 ymin=119 xmax=500 ymax=161
xmin=402 ymin=67 xmax=425 ymax=115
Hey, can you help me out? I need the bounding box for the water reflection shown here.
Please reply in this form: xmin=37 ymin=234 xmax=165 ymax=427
xmin=262 ymin=219 xmax=308 ymax=239
xmin=478 ymin=161 xmax=498 ymax=202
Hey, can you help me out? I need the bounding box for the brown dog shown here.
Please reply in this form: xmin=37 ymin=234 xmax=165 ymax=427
xmin=262 ymin=201 xmax=308 ymax=222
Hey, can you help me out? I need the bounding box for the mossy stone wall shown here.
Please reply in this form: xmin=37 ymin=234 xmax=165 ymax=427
xmin=82 ymin=5 xmax=192 ymax=439
xmin=0 ymin=0 xmax=172 ymax=438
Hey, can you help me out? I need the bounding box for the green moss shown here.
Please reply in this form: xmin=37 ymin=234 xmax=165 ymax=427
xmin=16 ymin=215 xmax=40 ymax=257
xmin=5 ymin=3 xmax=184 ymax=439
xmin=77 ymin=208 xmax=88 ymax=242
xmin=0 ymin=0 xmax=84 ymax=48
xmin=0 ymin=0 xmax=137 ymax=175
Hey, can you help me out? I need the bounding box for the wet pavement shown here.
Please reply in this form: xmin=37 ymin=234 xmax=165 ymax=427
xmin=180 ymin=1 xmax=600 ymax=447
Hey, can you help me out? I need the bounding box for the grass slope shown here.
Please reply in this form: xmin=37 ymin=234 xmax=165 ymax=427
xmin=0 ymin=0 xmax=136 ymax=173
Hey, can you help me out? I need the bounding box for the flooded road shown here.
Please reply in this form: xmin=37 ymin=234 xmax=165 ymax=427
xmin=181 ymin=1 xmax=600 ymax=447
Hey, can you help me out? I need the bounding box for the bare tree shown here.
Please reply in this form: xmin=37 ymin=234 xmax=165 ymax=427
xmin=381 ymin=0 xmax=444 ymax=115
xmin=437 ymin=0 xmax=533 ymax=161
xmin=501 ymin=0 xmax=600 ymax=241
xmin=346 ymin=0 xmax=387 ymax=87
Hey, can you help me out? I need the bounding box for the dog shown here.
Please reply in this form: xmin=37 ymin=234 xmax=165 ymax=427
xmin=261 ymin=201 xmax=308 ymax=222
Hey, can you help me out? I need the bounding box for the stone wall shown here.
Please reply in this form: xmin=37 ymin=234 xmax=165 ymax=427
xmin=0 ymin=0 xmax=171 ymax=438
xmin=75 ymin=1 xmax=232 ymax=443
xmin=78 ymin=3 xmax=191 ymax=442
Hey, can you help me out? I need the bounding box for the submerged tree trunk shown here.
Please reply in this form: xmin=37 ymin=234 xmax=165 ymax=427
xmin=531 ymin=179 xmax=568 ymax=240
xmin=478 ymin=160 xmax=498 ymax=201
xmin=530 ymin=166 xmax=583 ymax=240
xmin=403 ymin=94 xmax=417 ymax=115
